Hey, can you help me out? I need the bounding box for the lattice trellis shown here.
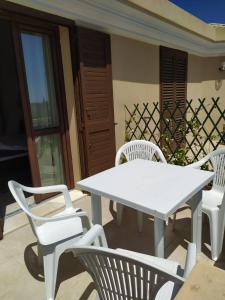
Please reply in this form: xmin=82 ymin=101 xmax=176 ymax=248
xmin=125 ymin=98 xmax=225 ymax=165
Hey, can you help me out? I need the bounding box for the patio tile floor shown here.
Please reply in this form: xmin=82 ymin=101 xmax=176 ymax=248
xmin=0 ymin=196 xmax=225 ymax=300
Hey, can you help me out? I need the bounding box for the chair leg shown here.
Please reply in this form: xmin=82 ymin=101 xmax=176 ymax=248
xmin=99 ymin=229 xmax=108 ymax=247
xmin=208 ymin=211 xmax=220 ymax=261
xmin=172 ymin=213 xmax=177 ymax=232
xmin=42 ymin=246 xmax=60 ymax=300
xmin=116 ymin=203 xmax=124 ymax=226
xmin=93 ymin=236 xmax=101 ymax=247
xmin=137 ymin=211 xmax=143 ymax=233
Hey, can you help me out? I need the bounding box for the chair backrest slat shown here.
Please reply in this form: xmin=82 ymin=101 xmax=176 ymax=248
xmin=116 ymin=140 xmax=167 ymax=166
xmin=211 ymin=151 xmax=225 ymax=193
xmin=76 ymin=247 xmax=184 ymax=300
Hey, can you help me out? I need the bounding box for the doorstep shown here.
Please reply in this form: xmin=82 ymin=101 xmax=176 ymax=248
xmin=2 ymin=189 xmax=87 ymax=236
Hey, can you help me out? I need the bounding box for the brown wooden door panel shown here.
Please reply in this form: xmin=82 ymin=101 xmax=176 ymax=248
xmin=76 ymin=27 xmax=116 ymax=177
xmin=88 ymin=129 xmax=115 ymax=175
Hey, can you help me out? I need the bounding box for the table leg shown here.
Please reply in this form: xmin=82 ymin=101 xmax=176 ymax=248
xmin=188 ymin=191 xmax=202 ymax=254
xmin=91 ymin=193 xmax=102 ymax=225
xmin=154 ymin=217 xmax=165 ymax=258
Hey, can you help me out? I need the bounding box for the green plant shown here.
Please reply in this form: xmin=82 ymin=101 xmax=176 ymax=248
xmin=158 ymin=116 xmax=213 ymax=169
xmin=124 ymin=100 xmax=223 ymax=170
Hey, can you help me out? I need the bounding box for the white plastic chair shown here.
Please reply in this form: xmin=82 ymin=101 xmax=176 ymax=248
xmin=8 ymin=180 xmax=108 ymax=300
xmin=186 ymin=148 xmax=225 ymax=260
xmin=75 ymin=243 xmax=196 ymax=300
xmin=115 ymin=140 xmax=167 ymax=232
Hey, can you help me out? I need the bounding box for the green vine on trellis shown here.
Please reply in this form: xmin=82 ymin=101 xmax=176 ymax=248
xmin=125 ymin=98 xmax=225 ymax=169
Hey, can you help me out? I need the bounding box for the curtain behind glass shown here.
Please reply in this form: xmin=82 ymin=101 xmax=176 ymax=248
xmin=35 ymin=134 xmax=65 ymax=186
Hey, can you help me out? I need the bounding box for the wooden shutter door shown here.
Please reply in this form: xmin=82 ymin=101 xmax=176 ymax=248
xmin=160 ymin=46 xmax=187 ymax=150
xmin=75 ymin=27 xmax=116 ymax=177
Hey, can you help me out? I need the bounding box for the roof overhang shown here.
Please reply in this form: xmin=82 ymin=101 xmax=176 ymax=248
xmin=7 ymin=0 xmax=225 ymax=57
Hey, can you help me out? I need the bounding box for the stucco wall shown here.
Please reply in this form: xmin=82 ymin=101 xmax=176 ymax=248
xmin=59 ymin=26 xmax=81 ymax=182
xmin=201 ymin=57 xmax=225 ymax=102
xmin=111 ymin=36 xmax=225 ymax=152
xmin=59 ymin=29 xmax=225 ymax=176
xmin=111 ymin=35 xmax=159 ymax=150
xmin=58 ymin=29 xmax=225 ymax=179
xmin=188 ymin=55 xmax=225 ymax=100
xmin=188 ymin=54 xmax=225 ymax=135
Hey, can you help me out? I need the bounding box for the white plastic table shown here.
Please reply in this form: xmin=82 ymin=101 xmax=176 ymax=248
xmin=76 ymin=159 xmax=214 ymax=258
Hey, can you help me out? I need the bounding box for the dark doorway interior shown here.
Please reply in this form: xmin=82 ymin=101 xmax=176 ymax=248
xmin=0 ymin=19 xmax=32 ymax=220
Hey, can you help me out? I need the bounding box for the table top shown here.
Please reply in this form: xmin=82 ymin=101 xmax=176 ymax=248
xmin=175 ymin=262 xmax=225 ymax=300
xmin=76 ymin=160 xmax=214 ymax=219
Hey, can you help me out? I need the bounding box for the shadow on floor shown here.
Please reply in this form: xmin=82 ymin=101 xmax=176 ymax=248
xmin=24 ymin=242 xmax=95 ymax=299
xmin=23 ymin=205 xmax=225 ymax=299
xmin=106 ymin=205 xmax=190 ymax=257
xmin=0 ymin=155 xmax=32 ymax=239
xmin=213 ymin=238 xmax=225 ymax=270
xmin=24 ymin=242 xmax=44 ymax=282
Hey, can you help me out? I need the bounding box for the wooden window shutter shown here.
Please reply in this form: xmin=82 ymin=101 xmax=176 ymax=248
xmin=75 ymin=27 xmax=116 ymax=177
xmin=160 ymin=46 xmax=187 ymax=149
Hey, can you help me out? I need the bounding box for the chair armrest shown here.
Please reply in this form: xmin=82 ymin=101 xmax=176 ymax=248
xmin=115 ymin=148 xmax=123 ymax=166
xmin=30 ymin=208 xmax=88 ymax=223
xmin=20 ymin=184 xmax=74 ymax=209
xmin=74 ymin=224 xmax=108 ymax=247
xmin=186 ymin=155 xmax=210 ymax=169
xmin=183 ymin=243 xmax=196 ymax=278
xmin=18 ymin=184 xmax=68 ymax=194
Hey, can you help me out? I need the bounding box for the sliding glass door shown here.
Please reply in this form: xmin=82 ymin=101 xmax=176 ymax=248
xmin=13 ymin=22 xmax=73 ymax=201
xmin=21 ymin=31 xmax=65 ymax=186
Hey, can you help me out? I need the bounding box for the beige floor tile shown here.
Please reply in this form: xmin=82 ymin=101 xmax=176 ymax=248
xmin=1 ymin=197 xmax=225 ymax=299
